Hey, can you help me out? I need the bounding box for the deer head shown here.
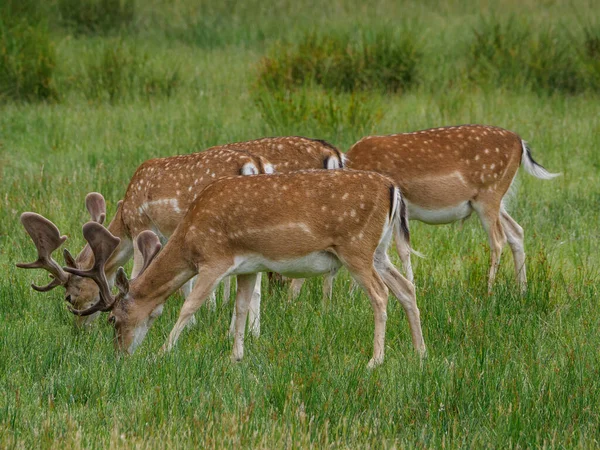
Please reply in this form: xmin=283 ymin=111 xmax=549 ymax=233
xmin=16 ymin=193 xmax=116 ymax=314
xmin=65 ymin=223 xmax=162 ymax=353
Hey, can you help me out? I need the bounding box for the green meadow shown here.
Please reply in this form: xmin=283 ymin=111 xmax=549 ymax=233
xmin=1 ymin=0 xmax=599 ymax=447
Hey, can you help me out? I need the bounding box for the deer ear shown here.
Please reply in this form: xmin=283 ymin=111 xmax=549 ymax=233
xmin=85 ymin=192 xmax=106 ymax=225
xmin=63 ymin=248 xmax=77 ymax=268
xmin=136 ymin=230 xmax=162 ymax=277
xmin=115 ymin=267 xmax=129 ymax=295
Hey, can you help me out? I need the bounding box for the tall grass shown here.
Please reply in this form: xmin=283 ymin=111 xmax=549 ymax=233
xmin=258 ymin=30 xmax=421 ymax=94
xmin=57 ymin=0 xmax=135 ymax=35
xmin=468 ymin=17 xmax=598 ymax=94
xmin=82 ymin=40 xmax=180 ymax=103
xmin=0 ymin=18 xmax=58 ymax=102
xmin=1 ymin=0 xmax=600 ymax=447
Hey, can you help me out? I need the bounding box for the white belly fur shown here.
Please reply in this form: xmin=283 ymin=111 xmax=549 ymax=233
xmin=232 ymin=252 xmax=342 ymax=278
xmin=407 ymin=201 xmax=473 ymax=224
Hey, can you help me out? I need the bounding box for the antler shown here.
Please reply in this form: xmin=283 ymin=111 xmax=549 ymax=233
xmin=64 ymin=222 xmax=121 ymax=316
xmin=86 ymin=192 xmax=106 ymax=224
xmin=16 ymin=212 xmax=70 ymax=291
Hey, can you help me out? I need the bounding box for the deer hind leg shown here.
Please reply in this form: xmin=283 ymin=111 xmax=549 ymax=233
xmin=163 ymin=262 xmax=229 ymax=352
xmin=473 ymin=200 xmax=507 ymax=294
xmin=375 ymin=254 xmax=426 ymax=357
xmin=341 ymin=258 xmax=390 ymax=368
xmin=500 ymin=209 xmax=527 ymax=293
xmin=229 ymin=272 xmax=262 ymax=338
xmin=231 ymin=273 xmax=259 ymax=362
xmin=394 ymin=229 xmax=414 ymax=283
xmin=288 ymin=278 xmax=305 ymax=301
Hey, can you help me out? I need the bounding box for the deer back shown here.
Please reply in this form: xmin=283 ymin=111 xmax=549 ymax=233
xmin=178 ymin=170 xmax=397 ymax=262
xmin=347 ymin=125 xmax=523 ymax=208
xmin=219 ymin=136 xmax=344 ymax=172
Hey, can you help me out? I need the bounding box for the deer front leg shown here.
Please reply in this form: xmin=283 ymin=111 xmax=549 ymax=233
xmin=162 ymin=267 xmax=224 ymax=353
xmin=231 ymin=273 xmax=258 ymax=362
xmin=180 ymin=277 xmax=198 ymax=327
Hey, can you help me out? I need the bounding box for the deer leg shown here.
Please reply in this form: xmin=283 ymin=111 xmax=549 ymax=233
xmin=248 ymin=272 xmax=262 ymax=337
xmin=162 ymin=264 xmax=227 ymax=352
xmin=473 ymin=201 xmax=507 ymax=294
xmin=500 ymin=209 xmax=527 ymax=293
xmin=222 ymin=276 xmax=232 ymax=305
xmin=322 ymin=268 xmax=339 ymax=303
xmin=342 ymin=258 xmax=389 ymax=368
xmin=288 ymin=278 xmax=305 ymax=301
xmin=231 ymin=273 xmax=258 ymax=362
xmin=180 ymin=277 xmax=197 ymax=327
xmin=229 ymin=273 xmax=262 ymax=338
xmin=375 ymin=254 xmax=426 ymax=357
xmin=394 ymin=229 xmax=414 ymax=283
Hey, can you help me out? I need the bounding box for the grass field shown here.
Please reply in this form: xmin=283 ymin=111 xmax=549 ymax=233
xmin=1 ymin=0 xmax=599 ymax=447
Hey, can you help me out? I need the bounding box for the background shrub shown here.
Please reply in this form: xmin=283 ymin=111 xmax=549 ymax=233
xmin=468 ymin=18 xmax=591 ymax=94
xmin=258 ymin=29 xmax=421 ymax=94
xmin=0 ymin=18 xmax=58 ymax=103
xmin=253 ymin=87 xmax=383 ymax=142
xmin=57 ymin=0 xmax=135 ymax=35
xmin=83 ymin=40 xmax=179 ymax=102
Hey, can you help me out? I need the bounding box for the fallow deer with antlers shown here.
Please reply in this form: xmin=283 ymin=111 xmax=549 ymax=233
xmin=57 ymin=170 xmax=424 ymax=368
xmin=17 ymin=137 xmax=343 ymax=335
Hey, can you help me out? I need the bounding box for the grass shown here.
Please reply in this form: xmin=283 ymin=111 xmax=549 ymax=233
xmin=1 ymin=0 xmax=599 ymax=447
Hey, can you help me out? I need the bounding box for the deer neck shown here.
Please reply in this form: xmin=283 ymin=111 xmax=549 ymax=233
xmin=129 ymin=240 xmax=196 ymax=311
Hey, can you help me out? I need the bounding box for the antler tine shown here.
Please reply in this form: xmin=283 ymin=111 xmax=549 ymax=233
xmin=16 ymin=212 xmax=69 ymax=290
xmin=64 ymin=222 xmax=121 ymax=315
xmin=31 ymin=277 xmax=64 ymax=292
xmin=85 ymin=192 xmax=106 ymax=225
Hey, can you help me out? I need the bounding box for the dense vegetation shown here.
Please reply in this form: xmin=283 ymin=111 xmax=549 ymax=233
xmin=1 ymin=0 xmax=599 ymax=447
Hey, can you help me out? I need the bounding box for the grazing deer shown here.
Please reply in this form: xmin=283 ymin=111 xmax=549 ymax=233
xmin=346 ymin=124 xmax=560 ymax=293
xmin=17 ymin=137 xmax=342 ymax=334
xmin=17 ymin=148 xmax=271 ymax=329
xmin=60 ymin=170 xmax=425 ymax=368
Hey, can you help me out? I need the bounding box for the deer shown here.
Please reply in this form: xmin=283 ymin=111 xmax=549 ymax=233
xmin=287 ymin=125 xmax=560 ymax=299
xmin=54 ymin=170 xmax=425 ymax=368
xmin=17 ymin=148 xmax=272 ymax=330
xmin=17 ymin=137 xmax=343 ymax=335
xmin=346 ymin=124 xmax=560 ymax=294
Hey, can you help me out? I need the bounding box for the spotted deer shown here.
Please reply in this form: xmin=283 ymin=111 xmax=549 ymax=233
xmin=17 ymin=148 xmax=272 ymax=329
xmin=58 ymin=170 xmax=425 ymax=368
xmin=346 ymin=124 xmax=560 ymax=293
xmin=17 ymin=137 xmax=343 ymax=334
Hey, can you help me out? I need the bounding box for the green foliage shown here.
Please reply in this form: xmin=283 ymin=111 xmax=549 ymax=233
xmin=0 ymin=18 xmax=58 ymax=102
xmin=468 ymin=17 xmax=598 ymax=94
xmin=581 ymin=25 xmax=600 ymax=89
xmin=83 ymin=40 xmax=179 ymax=102
xmin=258 ymin=30 xmax=421 ymax=94
xmin=254 ymin=87 xmax=383 ymax=141
xmin=57 ymin=0 xmax=135 ymax=35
